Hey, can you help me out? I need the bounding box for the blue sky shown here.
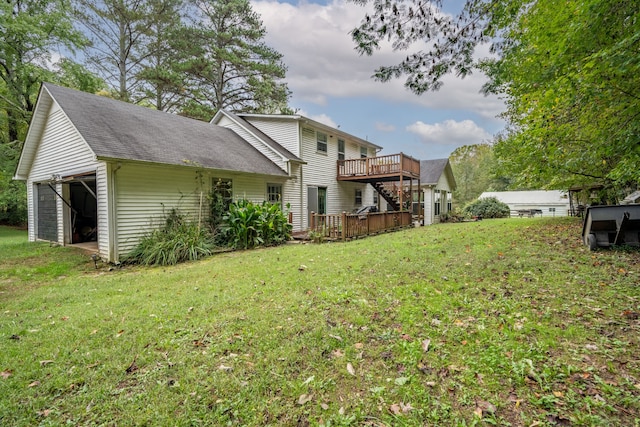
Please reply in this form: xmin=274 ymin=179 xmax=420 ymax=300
xmin=252 ymin=0 xmax=506 ymax=159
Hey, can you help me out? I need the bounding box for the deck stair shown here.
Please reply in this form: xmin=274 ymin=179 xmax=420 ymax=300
xmin=372 ymin=182 xmax=412 ymax=211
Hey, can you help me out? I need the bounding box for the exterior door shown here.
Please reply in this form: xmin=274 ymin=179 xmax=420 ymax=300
xmin=307 ymin=186 xmax=327 ymax=227
xmin=37 ymin=183 xmax=58 ymax=241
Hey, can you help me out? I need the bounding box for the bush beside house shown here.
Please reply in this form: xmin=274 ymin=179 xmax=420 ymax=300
xmin=463 ymin=197 xmax=511 ymax=219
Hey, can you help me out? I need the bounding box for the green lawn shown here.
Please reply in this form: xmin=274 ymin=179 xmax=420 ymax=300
xmin=1 ymin=219 xmax=638 ymax=426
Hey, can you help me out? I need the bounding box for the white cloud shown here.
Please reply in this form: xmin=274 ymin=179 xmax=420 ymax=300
xmin=298 ymin=110 xmax=337 ymax=128
xmin=406 ymin=119 xmax=492 ymax=146
xmin=252 ymin=0 xmax=505 ymax=120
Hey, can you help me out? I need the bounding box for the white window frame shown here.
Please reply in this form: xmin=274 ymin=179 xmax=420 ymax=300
xmin=338 ymin=139 xmax=345 ymax=160
xmin=267 ymin=183 xmax=283 ymax=206
xmin=317 ymin=132 xmax=328 ymax=154
xmin=360 ymin=146 xmax=368 ymax=158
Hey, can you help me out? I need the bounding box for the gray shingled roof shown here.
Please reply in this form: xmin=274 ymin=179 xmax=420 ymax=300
xmin=43 ymin=83 xmax=287 ymax=176
xmin=420 ymin=158 xmax=450 ymax=184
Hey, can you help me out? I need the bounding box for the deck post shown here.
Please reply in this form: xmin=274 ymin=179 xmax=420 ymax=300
xmin=341 ymin=211 xmax=347 ymax=241
xmin=310 ymin=211 xmax=315 ymax=231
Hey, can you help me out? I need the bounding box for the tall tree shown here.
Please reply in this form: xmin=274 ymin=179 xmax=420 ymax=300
xmin=74 ymin=0 xmax=153 ymax=101
xmin=1 ymin=0 xmax=87 ymax=144
xmin=0 ymin=0 xmax=92 ymax=224
xmin=136 ymin=0 xmax=189 ymax=112
xmin=485 ymin=0 xmax=640 ymax=193
xmin=351 ymin=0 xmax=639 ymax=193
xmin=179 ymin=0 xmax=290 ymax=119
xmin=450 ymin=143 xmax=510 ymax=206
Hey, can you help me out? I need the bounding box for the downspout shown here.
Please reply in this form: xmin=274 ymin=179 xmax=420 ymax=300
xmin=108 ymin=162 xmax=122 ymax=263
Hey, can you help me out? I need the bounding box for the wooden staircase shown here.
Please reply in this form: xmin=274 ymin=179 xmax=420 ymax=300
xmin=372 ymin=182 xmax=412 ymax=211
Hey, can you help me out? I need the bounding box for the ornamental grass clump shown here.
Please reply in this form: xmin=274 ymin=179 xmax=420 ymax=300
xmin=126 ymin=208 xmax=214 ymax=266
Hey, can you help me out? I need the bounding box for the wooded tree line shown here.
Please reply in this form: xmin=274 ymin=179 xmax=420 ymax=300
xmin=1 ymin=0 xmax=289 ymax=224
xmin=353 ymin=0 xmax=639 ymax=201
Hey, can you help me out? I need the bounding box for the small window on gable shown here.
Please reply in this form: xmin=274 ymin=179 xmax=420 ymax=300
xmin=317 ymin=132 xmax=328 ymax=153
xmin=360 ymin=146 xmax=368 ymax=158
xmin=355 ymin=189 xmax=362 ymax=206
xmin=338 ymin=139 xmax=345 ymax=160
xmin=267 ymin=183 xmax=283 ymax=206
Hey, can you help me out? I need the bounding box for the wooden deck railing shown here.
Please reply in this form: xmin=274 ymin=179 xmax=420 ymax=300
xmin=337 ymin=153 xmax=420 ymax=180
xmin=309 ymin=211 xmax=413 ymax=241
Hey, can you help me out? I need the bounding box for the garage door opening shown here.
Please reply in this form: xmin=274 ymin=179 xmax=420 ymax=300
xmin=66 ymin=175 xmax=97 ymax=245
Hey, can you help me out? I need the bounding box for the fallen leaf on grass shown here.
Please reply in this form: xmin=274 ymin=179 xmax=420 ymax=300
xmin=354 ymin=342 xmax=364 ymax=349
xmin=421 ymin=339 xmax=431 ymax=352
xmin=297 ymin=394 xmax=313 ymax=405
xmin=331 ymin=349 xmax=344 ymax=358
xmin=28 ymin=380 xmax=40 ymax=387
xmin=40 ymin=360 xmax=54 ymax=367
xmin=623 ymin=310 xmax=639 ymax=320
xmin=346 ymin=363 xmax=356 ymax=376
xmin=394 ymin=377 xmax=409 ymax=386
xmin=474 ymin=400 xmax=496 ymax=417
xmin=115 ymin=330 xmax=124 ymax=338
xmin=1 ymin=370 xmax=12 ymax=379
xmin=329 ymin=334 xmax=342 ymax=341
xmin=298 ymin=265 xmax=307 ymax=271
xmin=553 ymin=391 xmax=564 ymax=398
xmin=389 ymin=402 xmax=413 ymax=415
xmin=37 ymin=409 xmax=51 ymax=417
xmin=218 ymin=364 xmax=233 ymax=371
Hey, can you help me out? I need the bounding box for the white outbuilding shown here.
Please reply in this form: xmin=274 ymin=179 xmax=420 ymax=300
xmin=479 ymin=190 xmax=570 ymax=217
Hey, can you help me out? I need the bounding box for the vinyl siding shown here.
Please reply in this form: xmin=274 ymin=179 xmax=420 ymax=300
xmin=216 ymin=115 xmax=289 ymax=171
xmin=423 ymin=188 xmax=435 ymax=225
xmin=299 ymin=126 xmax=373 ymax=229
xmin=283 ymin=162 xmax=303 ymax=231
xmin=114 ymin=163 xmax=288 ymax=258
xmin=242 ymin=118 xmax=300 ymax=157
xmin=96 ymin=163 xmax=110 ymax=259
xmin=26 ymin=102 xmax=99 ymax=244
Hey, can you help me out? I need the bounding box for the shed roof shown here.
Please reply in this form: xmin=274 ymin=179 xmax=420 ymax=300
xmin=480 ymin=190 xmax=569 ymax=205
xmin=16 ymin=83 xmax=287 ymax=179
xmin=420 ymin=158 xmax=456 ymax=189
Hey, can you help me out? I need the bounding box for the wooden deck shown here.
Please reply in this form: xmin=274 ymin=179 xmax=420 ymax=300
xmin=337 ymin=153 xmax=420 ymax=183
xmin=309 ymin=211 xmax=414 ymax=241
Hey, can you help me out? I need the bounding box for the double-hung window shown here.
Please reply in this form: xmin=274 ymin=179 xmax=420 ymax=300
xmin=360 ymin=146 xmax=368 ymax=158
xmin=355 ymin=189 xmax=362 ymax=206
xmin=267 ymin=183 xmax=283 ymax=206
xmin=338 ymin=139 xmax=345 ymax=160
xmin=317 ymin=132 xmax=328 ymax=153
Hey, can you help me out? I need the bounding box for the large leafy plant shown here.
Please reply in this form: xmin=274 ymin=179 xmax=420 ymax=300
xmin=222 ymin=199 xmax=291 ymax=249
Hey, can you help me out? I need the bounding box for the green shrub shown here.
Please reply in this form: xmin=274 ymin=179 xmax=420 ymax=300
xmin=126 ymin=209 xmax=214 ymax=266
xmin=463 ymin=197 xmax=511 ymax=219
xmin=222 ymin=200 xmax=292 ymax=249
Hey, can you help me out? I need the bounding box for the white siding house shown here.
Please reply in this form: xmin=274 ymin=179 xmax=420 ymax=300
xmin=15 ymin=84 xmax=290 ymax=262
xmin=15 ymin=84 xmax=387 ymax=262
xmin=479 ymin=190 xmax=571 ymax=217
xmin=419 ymin=159 xmax=457 ymax=225
xmin=211 ymin=111 xmax=382 ymax=230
